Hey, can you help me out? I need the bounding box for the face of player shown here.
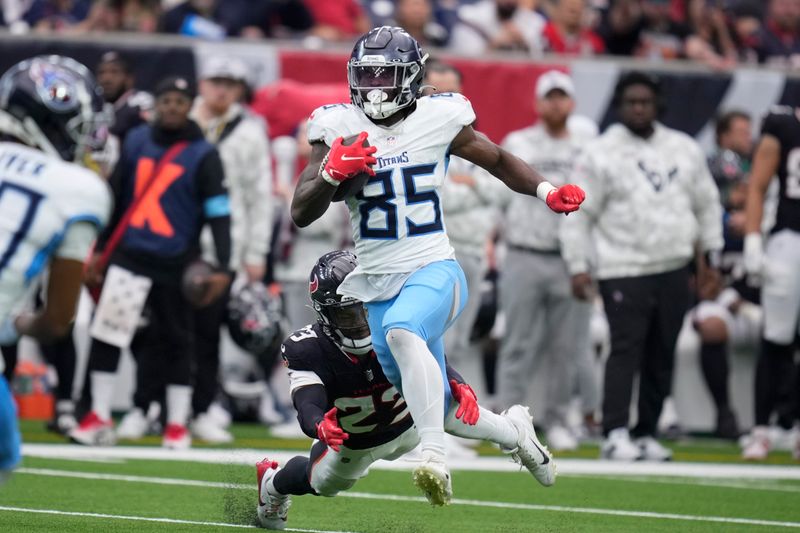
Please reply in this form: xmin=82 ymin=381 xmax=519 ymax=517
xmin=396 ymin=0 xmax=432 ymax=29
xmin=721 ymin=117 xmax=753 ymax=157
xmin=96 ymin=62 xmax=131 ymax=103
xmin=618 ymin=83 xmax=657 ymax=136
xmin=423 ymin=70 xmax=461 ymax=95
xmin=537 ymin=89 xmax=574 ymax=131
xmin=329 ymin=302 xmax=371 ymax=341
xmin=155 ymin=91 xmax=193 ymax=130
xmin=199 ymin=78 xmax=242 ymax=116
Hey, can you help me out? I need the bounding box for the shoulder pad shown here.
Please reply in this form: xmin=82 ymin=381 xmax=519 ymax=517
xmin=419 ymin=93 xmax=476 ymax=127
xmin=307 ymin=103 xmax=360 ymax=145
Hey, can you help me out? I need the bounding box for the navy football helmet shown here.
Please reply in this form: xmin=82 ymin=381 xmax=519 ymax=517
xmin=0 ymin=55 xmax=110 ymax=163
xmin=309 ymin=250 xmax=372 ymax=355
xmin=227 ymin=282 xmax=285 ymax=358
xmin=348 ymin=26 xmax=429 ymax=120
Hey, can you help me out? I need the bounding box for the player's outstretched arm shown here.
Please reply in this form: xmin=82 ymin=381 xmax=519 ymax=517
xmin=450 ymin=125 xmax=584 ymax=214
xmin=744 ymin=133 xmax=780 ymax=277
xmin=291 ymin=141 xmax=338 ymax=228
xmin=15 ymin=257 xmax=84 ymax=343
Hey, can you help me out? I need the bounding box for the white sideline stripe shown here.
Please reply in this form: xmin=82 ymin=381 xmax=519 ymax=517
xmin=22 ymin=444 xmax=800 ymax=480
xmin=0 ymin=506 xmax=358 ymax=533
xmin=19 ymin=468 xmax=800 ymax=496
xmin=14 ymin=468 xmax=800 ymax=529
xmin=562 ymin=473 xmax=800 ymax=494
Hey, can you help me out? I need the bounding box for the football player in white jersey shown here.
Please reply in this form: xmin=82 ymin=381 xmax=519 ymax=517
xmin=291 ymin=26 xmax=584 ymax=505
xmin=0 ymin=55 xmax=112 ymax=482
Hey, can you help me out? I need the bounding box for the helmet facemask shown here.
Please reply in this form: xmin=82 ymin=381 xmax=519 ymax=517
xmin=314 ymin=298 xmax=373 ymax=355
xmin=348 ymin=54 xmax=427 ymax=120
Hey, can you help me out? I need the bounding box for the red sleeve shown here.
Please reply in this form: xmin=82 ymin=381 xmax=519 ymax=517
xmin=589 ymin=31 xmax=606 ymax=54
xmin=543 ymin=22 xmax=565 ymax=53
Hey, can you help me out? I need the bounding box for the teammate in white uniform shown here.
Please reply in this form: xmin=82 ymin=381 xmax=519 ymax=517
xmin=291 ymin=26 xmax=585 ymax=505
xmin=0 ymin=56 xmax=111 ymax=481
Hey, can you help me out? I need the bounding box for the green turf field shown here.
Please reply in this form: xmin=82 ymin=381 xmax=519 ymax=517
xmin=2 ymin=421 xmax=799 ymax=532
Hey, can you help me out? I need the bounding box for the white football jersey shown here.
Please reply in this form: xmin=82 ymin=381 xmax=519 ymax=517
xmin=0 ymin=142 xmax=111 ymax=320
xmin=307 ymin=94 xmax=476 ymax=301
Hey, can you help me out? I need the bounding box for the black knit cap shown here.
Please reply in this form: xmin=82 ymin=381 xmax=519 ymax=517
xmin=154 ymin=76 xmax=195 ymax=99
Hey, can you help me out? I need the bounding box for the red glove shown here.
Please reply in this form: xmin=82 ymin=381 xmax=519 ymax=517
xmin=545 ymin=183 xmax=585 ymax=214
xmin=450 ymin=379 xmax=479 ymax=426
xmin=322 ymin=131 xmax=378 ymax=183
xmin=316 ymin=407 xmax=349 ymax=452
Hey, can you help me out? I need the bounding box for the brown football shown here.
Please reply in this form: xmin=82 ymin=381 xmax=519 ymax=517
xmin=331 ymin=134 xmax=373 ymax=202
xmin=181 ymin=259 xmax=213 ymax=307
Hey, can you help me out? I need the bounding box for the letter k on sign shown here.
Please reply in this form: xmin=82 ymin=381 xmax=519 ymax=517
xmin=131 ymin=157 xmax=183 ymax=237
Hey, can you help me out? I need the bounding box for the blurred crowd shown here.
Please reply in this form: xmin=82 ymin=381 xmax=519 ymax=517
xmin=1 ymin=0 xmax=799 ymax=68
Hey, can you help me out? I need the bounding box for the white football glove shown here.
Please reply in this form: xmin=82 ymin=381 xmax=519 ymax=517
xmin=743 ymin=233 xmax=764 ymax=285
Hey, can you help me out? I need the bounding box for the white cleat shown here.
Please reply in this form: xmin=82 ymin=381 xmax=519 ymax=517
xmin=190 ymin=413 xmax=234 ymax=444
xmin=162 ymin=423 xmax=191 ymax=450
xmin=256 ymin=458 xmax=291 ymax=530
xmin=412 ymin=455 xmax=452 ymax=506
xmin=600 ymin=428 xmax=643 ymax=461
xmin=69 ymin=412 xmax=116 ymax=446
xmin=546 ymin=424 xmax=579 ymax=452
xmin=501 ymin=405 xmax=556 ymax=487
xmin=742 ymin=426 xmax=770 ymax=461
xmin=636 ymin=436 xmax=673 ymax=461
xmin=116 ymin=408 xmax=149 ymax=440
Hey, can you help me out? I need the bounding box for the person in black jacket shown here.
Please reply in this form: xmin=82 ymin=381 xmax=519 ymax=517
xmin=72 ymin=76 xmax=232 ymax=450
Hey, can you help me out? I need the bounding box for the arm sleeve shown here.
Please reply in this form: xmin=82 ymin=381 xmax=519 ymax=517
xmin=292 ymin=383 xmax=328 ymax=440
xmin=241 ymin=123 xmax=273 ymax=266
xmin=197 ymin=149 xmax=232 ymax=270
xmin=54 ymin=222 xmax=100 ymax=261
xmin=445 ymin=363 xmax=465 ymax=385
xmin=559 ymin=150 xmax=604 ymax=275
xmin=690 ymin=143 xmax=724 ymax=252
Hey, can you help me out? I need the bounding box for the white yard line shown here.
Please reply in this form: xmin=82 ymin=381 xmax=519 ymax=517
xmin=22 ymin=443 xmax=800 ymax=480
xmin=13 ymin=468 xmax=800 ymax=529
xmin=561 ymin=473 xmax=800 ymax=493
xmin=0 ymin=505 xmax=359 ymax=533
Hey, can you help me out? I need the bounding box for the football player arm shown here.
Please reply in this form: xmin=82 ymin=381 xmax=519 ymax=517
xmin=292 ymin=384 xmax=330 ymax=440
xmin=290 ymin=141 xmax=339 ymax=228
xmin=450 ymin=126 xmax=584 ymax=213
xmin=16 ymin=222 xmax=99 ymax=342
xmin=197 ymin=150 xmax=233 ymax=305
xmin=745 ymin=134 xmax=780 ymax=235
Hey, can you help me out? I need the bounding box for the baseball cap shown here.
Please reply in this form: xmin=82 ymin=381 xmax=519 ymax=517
xmin=535 ymin=70 xmax=575 ymax=99
xmin=201 ymin=56 xmax=248 ymax=83
xmin=154 ymin=76 xmax=195 ymax=99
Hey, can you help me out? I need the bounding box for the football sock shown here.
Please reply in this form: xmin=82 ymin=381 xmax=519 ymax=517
xmin=271 ymin=456 xmax=315 ymax=496
xmin=444 ymin=404 xmax=518 ymax=449
xmin=385 ymin=328 xmax=447 ymax=459
xmin=699 ymin=341 xmax=730 ymax=412
xmin=754 ymin=339 xmax=794 ymax=426
xmin=90 ymin=371 xmax=116 ymax=421
xmin=166 ymin=385 xmax=192 ymax=426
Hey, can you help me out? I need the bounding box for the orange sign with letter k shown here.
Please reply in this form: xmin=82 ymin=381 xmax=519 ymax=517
xmin=130 ymin=157 xmax=184 ymax=237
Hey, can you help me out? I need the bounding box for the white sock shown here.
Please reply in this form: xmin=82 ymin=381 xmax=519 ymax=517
xmin=90 ymin=371 xmax=116 ymax=421
xmin=166 ymin=385 xmax=192 ymax=426
xmin=444 ymin=404 xmax=518 ymax=449
xmin=385 ymin=328 xmax=446 ymax=459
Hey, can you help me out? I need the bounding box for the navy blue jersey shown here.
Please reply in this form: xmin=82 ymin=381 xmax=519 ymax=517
xmin=761 ymin=107 xmax=800 ymax=233
xmin=281 ymin=323 xmax=413 ymax=450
